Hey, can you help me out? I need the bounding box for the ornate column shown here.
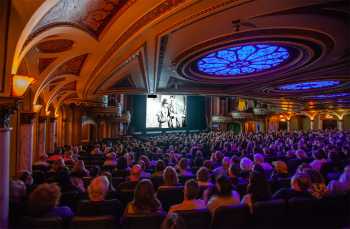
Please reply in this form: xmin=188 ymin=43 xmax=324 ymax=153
xmin=310 ymin=119 xmax=315 ymax=130
xmin=47 ymin=117 xmax=57 ymax=153
xmin=287 ymin=120 xmax=291 ymax=132
xmin=337 ymin=119 xmax=343 ymax=131
xmin=18 ymin=112 xmax=36 ymax=172
xmin=0 ymin=104 xmax=14 ymax=229
xmin=37 ymin=116 xmax=47 ymax=159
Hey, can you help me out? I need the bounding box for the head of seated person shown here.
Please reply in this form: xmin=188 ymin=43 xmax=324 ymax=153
xmin=129 ymin=164 xmax=142 ymax=182
xmin=206 ymin=175 xmax=240 ymax=213
xmin=272 ymin=161 xmax=289 ymax=177
xmin=196 ymin=166 xmax=212 ymax=187
xmin=88 ymin=176 xmax=110 ymax=202
xmin=10 ymin=179 xmax=27 ymax=204
xmin=17 ymin=170 xmax=33 ymax=188
xmin=161 ymin=212 xmax=186 ymax=229
xmin=304 ymin=168 xmax=329 ymax=199
xmin=28 ymin=183 xmax=73 ymax=219
xmin=169 ymin=179 xmax=206 ymax=213
xmin=162 ymin=166 xmax=179 ymax=187
xmin=72 ymin=160 xmax=89 ymax=177
xmin=291 ymin=173 xmax=311 ymax=193
xmin=153 ymin=160 xmax=166 ymax=177
xmin=125 ymin=179 xmax=162 ymax=215
xmin=177 ymin=158 xmax=193 ymax=176
xmin=246 ymin=171 xmax=271 ymax=203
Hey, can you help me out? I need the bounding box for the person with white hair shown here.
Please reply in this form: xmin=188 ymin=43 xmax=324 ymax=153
xmin=327 ymin=165 xmax=350 ymax=195
xmin=87 ymin=176 xmax=110 ymax=201
xmin=240 ymin=157 xmax=253 ymax=179
xmin=77 ymin=176 xmax=122 ymax=217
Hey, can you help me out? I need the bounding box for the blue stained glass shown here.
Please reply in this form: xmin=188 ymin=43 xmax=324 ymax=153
xmin=196 ymin=44 xmax=290 ymax=76
xmin=278 ymin=80 xmax=341 ymax=91
xmin=308 ymin=93 xmax=350 ymax=99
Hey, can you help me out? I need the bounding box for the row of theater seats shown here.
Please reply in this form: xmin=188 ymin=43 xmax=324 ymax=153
xmin=19 ymin=193 xmax=350 ymax=229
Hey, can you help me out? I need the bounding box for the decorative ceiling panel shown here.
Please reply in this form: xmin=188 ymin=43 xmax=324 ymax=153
xmin=36 ymin=39 xmax=74 ymax=53
xmin=28 ymin=0 xmax=135 ymax=40
xmin=52 ymin=54 xmax=88 ymax=77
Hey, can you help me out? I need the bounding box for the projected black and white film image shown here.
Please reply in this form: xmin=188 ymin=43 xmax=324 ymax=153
xmin=146 ymin=95 xmax=186 ymax=128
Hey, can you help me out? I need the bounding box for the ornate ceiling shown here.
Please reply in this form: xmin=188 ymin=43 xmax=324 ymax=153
xmin=11 ymin=0 xmax=350 ymax=112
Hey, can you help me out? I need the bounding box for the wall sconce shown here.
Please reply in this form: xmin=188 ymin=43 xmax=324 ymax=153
xmin=33 ymin=104 xmax=43 ymax=113
xmin=12 ymin=75 xmax=34 ymax=97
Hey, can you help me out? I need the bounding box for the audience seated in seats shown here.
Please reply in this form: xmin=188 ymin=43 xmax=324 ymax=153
xmin=77 ymin=175 xmax=121 ymax=217
xmin=271 ymin=161 xmax=289 ymax=181
xmin=321 ymin=151 xmax=345 ymax=182
xmin=153 ymin=160 xmax=166 ymax=177
xmin=240 ymin=157 xmax=253 ymax=179
xmin=113 ymin=156 xmax=130 ymax=177
xmin=177 ymin=158 xmax=193 ymax=177
xmin=124 ymin=179 xmax=162 ymax=215
xmin=33 ymin=154 xmax=50 ymax=169
xmin=212 ymin=151 xmax=224 ymax=168
xmin=71 ymin=160 xmax=90 ymax=177
xmin=9 ymin=180 xmax=27 ymax=225
xmin=228 ymin=163 xmax=246 ymax=187
xmin=196 ymin=166 xmax=213 ymax=189
xmin=160 ymin=166 xmax=180 ymax=188
xmin=104 ymin=152 xmax=117 ymax=167
xmin=327 ymin=165 xmax=350 ymax=195
xmin=213 ymin=157 xmax=230 ymax=178
xmin=90 ymin=144 xmax=103 ymax=155
xmin=63 ymin=149 xmax=75 ymax=165
xmin=27 ymin=183 xmax=74 ymax=220
xmin=272 ymin=172 xmax=312 ymax=200
xmin=118 ymin=164 xmax=142 ymax=190
xmin=203 ymin=160 xmax=214 ymax=173
xmin=206 ymin=175 xmax=240 ymax=214
xmin=254 ymin=153 xmax=273 ymax=172
xmin=169 ymin=179 xmax=206 ymax=213
xmin=70 ymin=175 xmax=86 ymax=193
xmin=241 ymin=171 xmax=272 ymax=212
xmin=304 ymin=168 xmax=329 ymax=199
xmin=101 ymin=171 xmax=117 ymax=193
xmin=18 ymin=170 xmax=34 ymax=193
xmin=310 ymin=150 xmax=327 ymax=172
xmin=139 ymin=160 xmax=151 ymax=178
xmin=161 ymin=212 xmax=186 ymax=229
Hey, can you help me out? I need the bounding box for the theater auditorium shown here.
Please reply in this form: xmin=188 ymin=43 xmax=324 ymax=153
xmin=1 ymin=0 xmax=350 ymax=228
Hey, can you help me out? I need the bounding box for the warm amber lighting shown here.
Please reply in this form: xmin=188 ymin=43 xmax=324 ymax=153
xmin=12 ymin=75 xmax=34 ymax=97
xmin=33 ymin=104 xmax=42 ymax=113
xmin=325 ymin=114 xmax=333 ymax=119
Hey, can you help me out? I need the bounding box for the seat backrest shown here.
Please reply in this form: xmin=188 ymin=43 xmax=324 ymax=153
xmin=287 ymin=197 xmax=314 ymax=227
xmin=122 ymin=212 xmax=166 ymax=229
xmin=77 ymin=199 xmax=122 ymax=218
xmin=20 ymin=216 xmax=64 ymax=229
xmin=118 ymin=189 xmax=135 ymax=208
xmin=157 ymin=187 xmax=184 ymax=211
xmin=253 ymin=199 xmax=287 ymax=227
xmin=70 ymin=215 xmax=116 ymax=229
xmin=151 ymin=176 xmax=163 ymax=190
xmin=59 ymin=191 xmax=80 ymax=211
xmin=176 ymin=209 xmax=211 ymax=229
xmin=211 ymin=204 xmax=251 ymax=229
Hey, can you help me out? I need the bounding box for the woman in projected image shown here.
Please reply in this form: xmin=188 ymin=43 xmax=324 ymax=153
xmin=157 ymin=98 xmax=169 ymax=128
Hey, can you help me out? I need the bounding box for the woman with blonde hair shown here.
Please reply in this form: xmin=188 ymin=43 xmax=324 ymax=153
xmin=124 ymin=179 xmax=162 ymax=215
xmin=160 ymin=166 xmax=179 ymax=188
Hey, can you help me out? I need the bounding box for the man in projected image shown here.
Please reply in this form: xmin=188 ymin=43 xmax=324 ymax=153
xmin=157 ymin=98 xmax=169 ymax=128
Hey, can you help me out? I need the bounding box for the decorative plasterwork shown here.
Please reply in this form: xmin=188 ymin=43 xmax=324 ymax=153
xmin=51 ymin=54 xmax=88 ymax=77
xmin=38 ymin=58 xmax=56 ymax=73
xmin=27 ymin=0 xmax=135 ymax=41
xmin=36 ymin=39 xmax=74 ymax=53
